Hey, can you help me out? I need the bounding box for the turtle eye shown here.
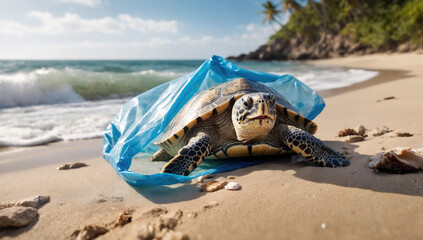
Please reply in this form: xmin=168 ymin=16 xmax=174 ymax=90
xmin=243 ymin=97 xmax=253 ymax=108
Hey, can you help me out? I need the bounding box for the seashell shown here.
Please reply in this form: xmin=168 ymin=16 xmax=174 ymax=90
xmin=369 ymin=147 xmax=423 ymax=173
xmin=200 ymin=180 xmax=228 ymax=192
xmin=224 ymin=182 xmax=241 ymax=191
xmin=226 ymin=176 xmax=235 ymax=179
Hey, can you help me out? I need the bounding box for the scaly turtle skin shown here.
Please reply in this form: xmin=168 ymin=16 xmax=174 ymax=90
xmin=151 ymin=78 xmax=349 ymax=176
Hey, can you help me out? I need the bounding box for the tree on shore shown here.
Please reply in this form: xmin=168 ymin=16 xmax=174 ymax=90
xmin=259 ymin=0 xmax=423 ymax=49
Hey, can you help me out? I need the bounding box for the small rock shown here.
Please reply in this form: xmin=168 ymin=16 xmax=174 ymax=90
xmin=200 ymin=180 xmax=228 ymax=192
xmin=354 ymin=125 xmax=367 ymax=136
xmin=111 ymin=197 xmax=124 ymax=202
xmin=226 ymin=176 xmax=235 ymax=179
xmin=16 ymin=195 xmax=50 ymax=209
xmin=321 ymin=222 xmax=327 ymax=230
xmin=383 ymin=96 xmax=395 ymax=100
xmin=340 ymin=135 xmax=365 ymax=143
xmin=171 ymin=209 xmax=183 ymax=220
xmin=159 ymin=217 xmax=178 ymax=230
xmin=113 ymin=208 xmax=134 ymax=228
xmin=162 ymin=231 xmax=190 ymax=240
xmin=0 ymin=206 xmax=38 ymax=228
xmin=142 ymin=207 xmax=168 ymax=218
xmin=391 ymin=131 xmax=413 ymax=137
xmin=368 ymin=126 xmax=392 ymax=136
xmin=187 ymin=212 xmax=197 ymax=218
xmin=224 ymin=182 xmax=241 ymax=191
xmin=203 ymin=201 xmax=219 ymax=210
xmin=71 ymin=224 xmax=108 ymax=240
xmin=338 ymin=128 xmax=359 ymax=137
xmin=57 ymin=162 xmax=88 ymax=170
xmin=369 ymin=147 xmax=423 ymax=173
xmin=137 ymin=224 xmax=155 ymax=240
xmin=192 ymin=174 xmax=214 ymax=184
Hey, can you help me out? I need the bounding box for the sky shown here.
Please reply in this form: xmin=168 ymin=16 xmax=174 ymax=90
xmin=0 ymin=0 xmax=290 ymax=60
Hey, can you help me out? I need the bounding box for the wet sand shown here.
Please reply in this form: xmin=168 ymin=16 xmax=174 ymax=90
xmin=1 ymin=52 xmax=423 ymax=240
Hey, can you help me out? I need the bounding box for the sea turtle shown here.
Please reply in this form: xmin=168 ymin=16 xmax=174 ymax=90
xmin=151 ymin=78 xmax=349 ymax=176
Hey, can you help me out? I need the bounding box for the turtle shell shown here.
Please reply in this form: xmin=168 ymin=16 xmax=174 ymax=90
xmin=158 ymin=78 xmax=316 ymax=147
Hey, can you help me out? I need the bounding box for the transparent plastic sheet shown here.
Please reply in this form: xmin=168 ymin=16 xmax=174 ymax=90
xmin=102 ymin=55 xmax=325 ymax=186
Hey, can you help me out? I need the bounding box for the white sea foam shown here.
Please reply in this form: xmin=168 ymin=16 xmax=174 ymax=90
xmin=0 ymin=99 xmax=127 ymax=147
xmin=0 ymin=61 xmax=379 ymax=148
xmin=0 ymin=69 xmax=84 ymax=108
xmin=270 ymin=67 xmax=378 ymax=91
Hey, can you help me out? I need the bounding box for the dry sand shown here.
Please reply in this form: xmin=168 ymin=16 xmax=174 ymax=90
xmin=1 ymin=52 xmax=423 ymax=240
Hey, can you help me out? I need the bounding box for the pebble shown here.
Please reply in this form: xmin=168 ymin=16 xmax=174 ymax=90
xmin=57 ymin=162 xmax=88 ymax=170
xmin=15 ymin=195 xmax=50 ymax=208
xmin=391 ymin=131 xmax=413 ymax=137
xmin=339 ymin=135 xmax=365 ymax=143
xmin=354 ymin=125 xmax=367 ymax=136
xmin=113 ymin=208 xmax=134 ymax=228
xmin=368 ymin=126 xmax=392 ymax=136
xmin=224 ymin=182 xmax=241 ymax=191
xmin=70 ymin=224 xmax=109 ymax=240
xmin=162 ymin=231 xmax=190 ymax=240
xmin=200 ymin=180 xmax=228 ymax=192
xmin=192 ymin=174 xmax=214 ymax=184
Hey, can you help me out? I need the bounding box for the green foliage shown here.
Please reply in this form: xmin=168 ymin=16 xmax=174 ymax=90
xmin=262 ymin=0 xmax=423 ymax=48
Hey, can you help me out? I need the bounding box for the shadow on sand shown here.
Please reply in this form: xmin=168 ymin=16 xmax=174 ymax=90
xmin=130 ymin=140 xmax=422 ymax=204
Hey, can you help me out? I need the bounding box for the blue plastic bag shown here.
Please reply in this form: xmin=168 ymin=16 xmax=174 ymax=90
xmin=102 ymin=55 xmax=325 ymax=186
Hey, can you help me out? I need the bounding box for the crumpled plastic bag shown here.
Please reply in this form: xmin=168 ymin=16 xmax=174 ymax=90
xmin=102 ymin=55 xmax=325 ymax=186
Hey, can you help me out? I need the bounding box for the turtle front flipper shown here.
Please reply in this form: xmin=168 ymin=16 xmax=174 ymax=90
xmin=162 ymin=132 xmax=211 ymax=176
xmin=279 ymin=124 xmax=350 ymax=167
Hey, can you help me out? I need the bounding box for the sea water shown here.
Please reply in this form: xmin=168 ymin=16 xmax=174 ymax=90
xmin=0 ymin=59 xmax=378 ymax=147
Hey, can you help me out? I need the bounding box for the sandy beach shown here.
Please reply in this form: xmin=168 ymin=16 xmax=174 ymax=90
xmin=1 ymin=52 xmax=423 ymax=240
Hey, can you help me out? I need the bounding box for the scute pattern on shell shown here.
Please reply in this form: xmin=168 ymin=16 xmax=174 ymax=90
xmin=161 ymin=78 xmax=297 ymax=142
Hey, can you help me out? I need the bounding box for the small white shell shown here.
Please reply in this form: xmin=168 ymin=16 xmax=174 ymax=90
xmin=224 ymin=182 xmax=241 ymax=190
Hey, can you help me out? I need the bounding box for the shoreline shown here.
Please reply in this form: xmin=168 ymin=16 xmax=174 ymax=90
xmin=1 ymin=52 xmax=422 ymax=240
xmin=0 ymin=62 xmax=385 ymax=151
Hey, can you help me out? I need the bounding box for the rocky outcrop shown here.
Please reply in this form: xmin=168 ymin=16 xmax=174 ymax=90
xmin=228 ymin=33 xmax=416 ymax=61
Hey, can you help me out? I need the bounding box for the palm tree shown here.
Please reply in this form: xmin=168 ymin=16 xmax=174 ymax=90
xmin=280 ymin=0 xmax=302 ymax=27
xmin=259 ymin=1 xmax=284 ymax=26
xmin=259 ymin=1 xmax=295 ymax=36
xmin=308 ymin=0 xmax=328 ymax=33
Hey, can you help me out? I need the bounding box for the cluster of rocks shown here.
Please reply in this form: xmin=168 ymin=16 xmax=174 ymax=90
xmin=228 ymin=33 xmax=417 ymax=61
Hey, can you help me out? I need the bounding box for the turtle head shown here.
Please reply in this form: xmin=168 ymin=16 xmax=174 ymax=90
xmin=232 ymin=92 xmax=276 ymax=142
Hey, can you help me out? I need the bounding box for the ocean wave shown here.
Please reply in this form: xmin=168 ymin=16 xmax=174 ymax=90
xmin=0 ymin=99 xmax=126 ymax=147
xmin=0 ymin=68 xmax=182 ymax=108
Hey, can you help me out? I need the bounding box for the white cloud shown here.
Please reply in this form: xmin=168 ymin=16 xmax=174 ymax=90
xmin=0 ymin=21 xmax=31 ymax=36
xmin=0 ymin=22 xmax=274 ymax=59
xmin=58 ymin=0 xmax=105 ymax=8
xmin=119 ymin=14 xmax=178 ymax=33
xmin=0 ymin=11 xmax=178 ymax=36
